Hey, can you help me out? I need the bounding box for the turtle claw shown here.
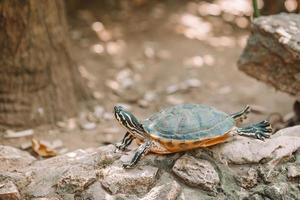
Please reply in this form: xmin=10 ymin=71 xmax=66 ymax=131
xmin=255 ymin=131 xmax=269 ymax=141
xmin=122 ymin=162 xmax=135 ymax=169
xmin=115 ymin=143 xmax=126 ymax=151
xmin=237 ymin=120 xmax=272 ymax=141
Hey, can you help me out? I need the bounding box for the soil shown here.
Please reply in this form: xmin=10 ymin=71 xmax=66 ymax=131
xmin=1 ymin=1 xmax=294 ymax=153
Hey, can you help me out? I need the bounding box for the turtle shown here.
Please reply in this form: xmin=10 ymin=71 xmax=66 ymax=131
xmin=114 ymin=104 xmax=272 ymax=168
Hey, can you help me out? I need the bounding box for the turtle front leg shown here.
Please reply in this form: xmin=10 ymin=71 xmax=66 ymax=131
xmin=237 ymin=120 xmax=272 ymax=140
xmin=123 ymin=140 xmax=152 ymax=168
xmin=115 ymin=132 xmax=135 ymax=151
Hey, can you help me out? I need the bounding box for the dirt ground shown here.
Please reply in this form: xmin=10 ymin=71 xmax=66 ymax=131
xmin=1 ymin=0 xmax=294 ymax=154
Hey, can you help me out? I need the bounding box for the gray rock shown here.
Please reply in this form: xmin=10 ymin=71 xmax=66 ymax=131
xmin=0 ymin=145 xmax=36 ymax=172
xmin=100 ymin=165 xmax=158 ymax=195
xmin=0 ymin=126 xmax=299 ymax=199
xmin=273 ymin=126 xmax=300 ymax=138
xmin=56 ymin=165 xmax=97 ymax=194
xmin=177 ymin=187 xmax=227 ymax=200
xmin=248 ymin=194 xmax=264 ymax=200
xmin=0 ymin=180 xmax=21 ymax=200
xmin=114 ymin=194 xmax=139 ymax=200
xmin=22 ymin=146 xmax=120 ymax=198
xmin=235 ymin=168 xmax=258 ymax=189
xmin=264 ymin=182 xmax=289 ymax=200
xmin=96 ymin=145 xmax=123 ymax=167
xmin=31 ymin=198 xmax=61 ymax=200
xmin=287 ymin=164 xmax=300 ymax=180
xmin=23 ymin=163 xmax=69 ymax=197
xmin=80 ymin=182 xmax=114 ymax=200
xmin=212 ymin=133 xmax=300 ymax=165
xmin=257 ymin=165 xmax=281 ymax=184
xmin=140 ymin=181 xmax=181 ymax=200
xmin=172 ymin=155 xmax=219 ymax=191
xmin=238 ymin=13 xmax=300 ymax=96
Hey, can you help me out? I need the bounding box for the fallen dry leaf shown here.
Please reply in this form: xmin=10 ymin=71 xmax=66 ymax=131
xmin=32 ymin=139 xmax=57 ymax=157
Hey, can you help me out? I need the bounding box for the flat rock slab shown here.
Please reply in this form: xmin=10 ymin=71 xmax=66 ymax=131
xmin=55 ymin=165 xmax=97 ymax=194
xmin=0 ymin=180 xmax=21 ymax=200
xmin=287 ymin=164 xmax=300 ymax=180
xmin=212 ymin=129 xmax=300 ymax=165
xmin=273 ymin=125 xmax=300 ymax=138
xmin=21 ymin=146 xmax=120 ymax=198
xmin=100 ymin=165 xmax=159 ymax=195
xmin=235 ymin=168 xmax=258 ymax=189
xmin=0 ymin=145 xmax=36 ymax=172
xmin=80 ymin=182 xmax=113 ymax=200
xmin=31 ymin=198 xmax=61 ymax=200
xmin=172 ymin=155 xmax=219 ymax=191
xmin=238 ymin=13 xmax=300 ymax=96
xmin=140 ymin=181 xmax=181 ymax=200
xmin=0 ymin=127 xmax=299 ymax=199
xmin=263 ymin=182 xmax=289 ymax=200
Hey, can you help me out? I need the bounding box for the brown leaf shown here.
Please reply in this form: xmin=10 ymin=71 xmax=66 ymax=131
xmin=31 ymin=139 xmax=57 ymax=157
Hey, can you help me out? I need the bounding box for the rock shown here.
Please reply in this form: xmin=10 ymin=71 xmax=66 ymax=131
xmin=264 ymin=182 xmax=289 ymax=200
xmin=22 ymin=146 xmax=120 ymax=198
xmin=235 ymin=168 xmax=258 ymax=189
xmin=172 ymin=155 xmax=219 ymax=191
xmin=0 ymin=126 xmax=299 ymax=199
xmin=56 ymin=165 xmax=97 ymax=194
xmin=100 ymin=165 xmax=158 ymax=195
xmin=212 ymin=132 xmax=300 ymax=165
xmin=93 ymin=105 xmax=105 ymax=121
xmin=0 ymin=180 xmax=21 ymax=200
xmin=30 ymin=198 xmax=61 ymax=200
xmin=238 ymin=13 xmax=300 ymax=96
xmin=114 ymin=194 xmax=138 ymax=200
xmin=178 ymin=186 xmax=223 ymax=200
xmin=80 ymin=182 xmax=113 ymax=200
xmin=257 ymin=166 xmax=280 ymax=184
xmin=4 ymin=129 xmax=34 ymax=138
xmin=23 ymin=163 xmax=71 ymax=197
xmin=0 ymin=145 xmax=36 ymax=172
xmin=248 ymin=193 xmax=264 ymax=200
xmin=273 ymin=125 xmax=300 ymax=138
xmin=140 ymin=181 xmax=181 ymax=200
xmin=287 ymin=164 xmax=300 ymax=180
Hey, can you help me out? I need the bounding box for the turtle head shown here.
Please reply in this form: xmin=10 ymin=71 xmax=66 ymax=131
xmin=114 ymin=105 xmax=145 ymax=137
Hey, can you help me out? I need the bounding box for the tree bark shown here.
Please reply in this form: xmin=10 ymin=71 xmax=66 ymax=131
xmin=0 ymin=0 xmax=90 ymax=128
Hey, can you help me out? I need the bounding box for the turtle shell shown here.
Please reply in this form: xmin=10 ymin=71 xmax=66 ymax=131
xmin=143 ymin=104 xmax=235 ymax=141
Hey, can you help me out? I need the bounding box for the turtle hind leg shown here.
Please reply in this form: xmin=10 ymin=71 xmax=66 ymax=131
xmin=123 ymin=140 xmax=152 ymax=168
xmin=237 ymin=120 xmax=272 ymax=141
xmin=231 ymin=105 xmax=251 ymax=123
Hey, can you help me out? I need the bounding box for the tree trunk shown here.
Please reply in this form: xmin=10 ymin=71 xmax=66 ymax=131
xmin=0 ymin=0 xmax=90 ymax=128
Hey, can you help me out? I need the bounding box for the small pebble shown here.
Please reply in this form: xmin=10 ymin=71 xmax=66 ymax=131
xmin=4 ymin=129 xmax=34 ymax=138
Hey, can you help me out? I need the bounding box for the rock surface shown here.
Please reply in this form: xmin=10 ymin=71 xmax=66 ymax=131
xmin=287 ymin=164 xmax=300 ymax=180
xmin=0 ymin=145 xmax=36 ymax=172
xmin=238 ymin=13 xmax=300 ymax=96
xmin=0 ymin=126 xmax=300 ymax=199
xmin=212 ymin=132 xmax=300 ymax=165
xmin=80 ymin=182 xmax=113 ymax=200
xmin=140 ymin=181 xmax=181 ymax=200
xmin=0 ymin=180 xmax=21 ymax=200
xmin=263 ymin=182 xmax=289 ymax=200
xmin=235 ymin=168 xmax=258 ymax=189
xmin=101 ymin=165 xmax=158 ymax=195
xmin=172 ymin=155 xmax=219 ymax=191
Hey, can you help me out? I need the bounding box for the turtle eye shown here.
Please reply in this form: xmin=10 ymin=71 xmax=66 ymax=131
xmin=114 ymin=106 xmax=121 ymax=113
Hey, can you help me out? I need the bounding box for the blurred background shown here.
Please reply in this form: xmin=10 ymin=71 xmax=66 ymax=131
xmin=0 ymin=0 xmax=298 ymax=156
